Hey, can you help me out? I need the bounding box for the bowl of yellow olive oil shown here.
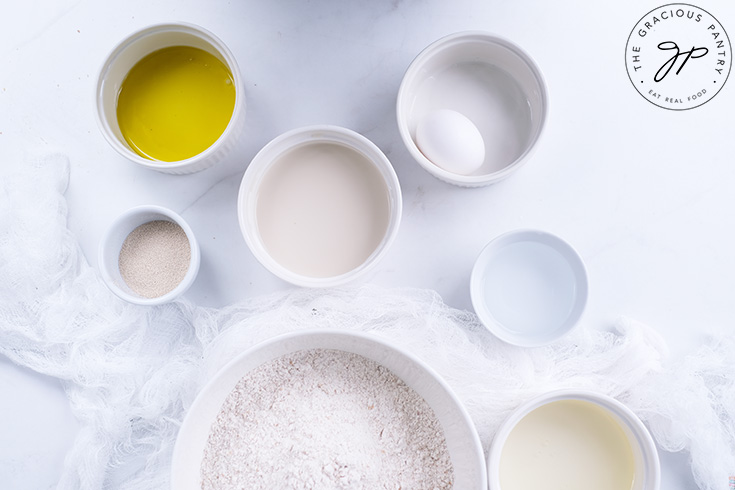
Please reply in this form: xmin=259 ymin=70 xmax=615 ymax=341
xmin=96 ymin=22 xmax=245 ymax=174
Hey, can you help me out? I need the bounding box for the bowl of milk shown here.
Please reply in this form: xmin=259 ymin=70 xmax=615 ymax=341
xmin=237 ymin=125 xmax=402 ymax=287
xmin=488 ymin=390 xmax=661 ymax=490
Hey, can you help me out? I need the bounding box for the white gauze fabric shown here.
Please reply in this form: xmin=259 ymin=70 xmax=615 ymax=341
xmin=0 ymin=155 xmax=733 ymax=490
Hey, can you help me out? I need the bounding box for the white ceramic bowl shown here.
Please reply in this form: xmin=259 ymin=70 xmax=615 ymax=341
xmin=171 ymin=329 xmax=487 ymax=489
xmin=95 ymin=22 xmax=246 ymax=174
xmin=98 ymin=205 xmax=201 ymax=305
xmin=470 ymin=229 xmax=588 ymax=346
xmin=237 ymin=125 xmax=402 ymax=288
xmin=488 ymin=390 xmax=661 ymax=490
xmin=397 ymin=31 xmax=548 ymax=187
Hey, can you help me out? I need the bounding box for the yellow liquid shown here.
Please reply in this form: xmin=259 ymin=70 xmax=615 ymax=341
xmin=500 ymin=400 xmax=636 ymax=490
xmin=117 ymin=46 xmax=235 ymax=162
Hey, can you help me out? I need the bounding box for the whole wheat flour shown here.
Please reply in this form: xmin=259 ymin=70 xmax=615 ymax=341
xmin=200 ymin=348 xmax=454 ymax=490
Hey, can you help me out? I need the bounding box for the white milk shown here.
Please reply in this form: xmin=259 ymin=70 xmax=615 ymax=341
xmin=499 ymin=399 xmax=636 ymax=490
xmin=256 ymin=142 xmax=391 ymax=278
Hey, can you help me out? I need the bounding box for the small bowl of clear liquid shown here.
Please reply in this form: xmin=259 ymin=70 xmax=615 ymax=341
xmin=470 ymin=229 xmax=588 ymax=347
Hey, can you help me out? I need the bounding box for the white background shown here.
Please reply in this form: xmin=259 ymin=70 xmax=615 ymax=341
xmin=1 ymin=0 xmax=733 ymax=488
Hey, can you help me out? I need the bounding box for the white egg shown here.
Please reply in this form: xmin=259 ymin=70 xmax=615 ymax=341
xmin=415 ymin=109 xmax=485 ymax=175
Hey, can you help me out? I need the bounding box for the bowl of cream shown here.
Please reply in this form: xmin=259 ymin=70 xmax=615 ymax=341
xmin=96 ymin=22 xmax=245 ymax=174
xmin=237 ymin=125 xmax=402 ymax=287
xmin=488 ymin=390 xmax=661 ymax=490
xmin=397 ymin=31 xmax=548 ymax=187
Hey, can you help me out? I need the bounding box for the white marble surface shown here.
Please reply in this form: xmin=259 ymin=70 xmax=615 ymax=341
xmin=1 ymin=0 xmax=733 ymax=488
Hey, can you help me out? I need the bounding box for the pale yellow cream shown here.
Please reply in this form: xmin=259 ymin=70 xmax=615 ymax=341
xmin=499 ymin=399 xmax=636 ymax=490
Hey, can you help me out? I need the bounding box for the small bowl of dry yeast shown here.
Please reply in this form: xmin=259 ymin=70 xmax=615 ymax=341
xmin=98 ymin=205 xmax=201 ymax=305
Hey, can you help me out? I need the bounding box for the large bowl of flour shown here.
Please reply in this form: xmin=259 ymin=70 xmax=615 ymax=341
xmin=172 ymin=330 xmax=487 ymax=489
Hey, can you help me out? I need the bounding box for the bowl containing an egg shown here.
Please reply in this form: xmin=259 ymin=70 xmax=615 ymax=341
xmin=397 ymin=31 xmax=548 ymax=187
xmin=172 ymin=329 xmax=488 ymax=490
xmin=237 ymin=125 xmax=402 ymax=288
xmin=488 ymin=389 xmax=660 ymax=490
xmin=96 ymin=22 xmax=245 ymax=174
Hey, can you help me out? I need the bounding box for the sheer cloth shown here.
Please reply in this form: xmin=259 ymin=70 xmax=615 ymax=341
xmin=1 ymin=156 xmax=732 ymax=489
